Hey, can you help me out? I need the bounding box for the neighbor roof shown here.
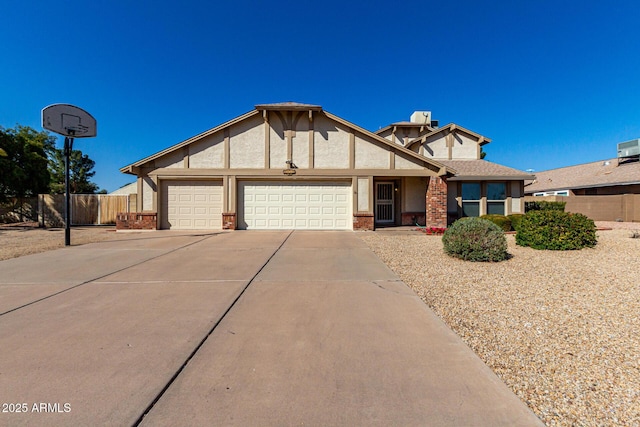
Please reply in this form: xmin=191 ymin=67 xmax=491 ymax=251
xmin=440 ymin=160 xmax=534 ymax=181
xmin=524 ymin=158 xmax=640 ymax=193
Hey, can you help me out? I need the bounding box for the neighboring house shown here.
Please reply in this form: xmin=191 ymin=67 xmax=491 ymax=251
xmin=119 ymin=102 xmax=532 ymax=230
xmin=109 ymin=182 xmax=137 ymax=195
xmin=525 ymin=157 xmax=640 ymax=196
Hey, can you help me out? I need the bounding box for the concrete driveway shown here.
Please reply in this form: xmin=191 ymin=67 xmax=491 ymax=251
xmin=0 ymin=231 xmax=543 ymax=426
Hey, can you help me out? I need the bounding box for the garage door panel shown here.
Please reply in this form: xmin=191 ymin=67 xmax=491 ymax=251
xmin=238 ymin=181 xmax=351 ymax=230
xmin=162 ymin=181 xmax=223 ymax=230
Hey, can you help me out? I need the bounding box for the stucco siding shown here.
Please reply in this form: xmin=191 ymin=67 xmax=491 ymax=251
xmin=292 ymin=118 xmax=310 ymax=169
xmin=357 ymin=177 xmax=370 ymax=211
xmin=395 ymin=152 xmax=423 ymax=169
xmin=355 ymin=136 xmax=389 ymax=169
xmin=189 ymin=132 xmax=225 ymax=168
xmin=142 ymin=177 xmax=154 ymax=211
xmin=154 ymin=149 xmax=184 ymax=169
xmin=511 ymin=181 xmax=523 ymax=213
xmin=230 ymin=114 xmax=264 ymax=168
xmin=452 ymin=133 xmax=479 ymax=160
xmin=269 ymin=118 xmax=287 ymax=169
xmin=404 ymin=177 xmax=426 ymax=211
xmin=423 ymin=134 xmax=448 ymax=159
xmin=314 ymin=115 xmax=349 ymax=169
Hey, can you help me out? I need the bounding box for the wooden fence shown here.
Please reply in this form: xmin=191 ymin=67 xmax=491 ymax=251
xmin=39 ymin=194 xmax=132 ymax=226
xmin=524 ymin=195 xmax=640 ymax=222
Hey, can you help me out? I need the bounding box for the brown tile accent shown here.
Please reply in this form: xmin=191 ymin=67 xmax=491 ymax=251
xmin=116 ymin=212 xmax=157 ymax=230
xmin=353 ymin=213 xmax=374 ymax=230
xmin=222 ymin=213 xmax=236 ymax=230
xmin=426 ymin=177 xmax=447 ymax=228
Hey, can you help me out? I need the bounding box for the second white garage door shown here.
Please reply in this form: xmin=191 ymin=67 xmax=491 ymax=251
xmin=161 ymin=181 xmax=223 ymax=230
xmin=238 ymin=181 xmax=352 ymax=230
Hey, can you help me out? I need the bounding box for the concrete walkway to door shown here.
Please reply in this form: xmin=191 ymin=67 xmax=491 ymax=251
xmin=0 ymin=230 xmax=543 ymax=426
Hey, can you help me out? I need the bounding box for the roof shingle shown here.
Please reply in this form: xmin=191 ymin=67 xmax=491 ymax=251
xmin=524 ymin=158 xmax=640 ymax=193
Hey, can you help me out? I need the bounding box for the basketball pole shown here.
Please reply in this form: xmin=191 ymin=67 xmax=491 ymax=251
xmin=64 ymin=135 xmax=74 ymax=246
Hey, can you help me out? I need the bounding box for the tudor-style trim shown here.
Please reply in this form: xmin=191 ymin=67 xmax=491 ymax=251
xmin=405 ymin=123 xmax=491 ymax=150
xmin=349 ymin=133 xmax=355 ymax=169
xmin=308 ymin=110 xmax=314 ymax=169
xmin=147 ymin=168 xmax=442 ymax=178
xmin=223 ymin=128 xmax=230 ymax=169
xmin=322 ymin=111 xmax=453 ymax=176
xmin=120 ymin=106 xmax=456 ymax=178
xmin=263 ymin=110 xmax=270 ymax=169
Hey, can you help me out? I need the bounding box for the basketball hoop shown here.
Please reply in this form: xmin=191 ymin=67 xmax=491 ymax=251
xmin=42 ymin=104 xmax=97 ymax=246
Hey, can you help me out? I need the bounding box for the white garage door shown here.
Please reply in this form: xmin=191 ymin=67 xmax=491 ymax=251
xmin=161 ymin=181 xmax=223 ymax=230
xmin=238 ymin=181 xmax=352 ymax=230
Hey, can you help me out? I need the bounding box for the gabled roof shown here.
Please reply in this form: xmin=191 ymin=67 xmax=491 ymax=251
xmin=120 ymin=105 xmax=455 ymax=176
xmin=255 ymin=102 xmax=322 ymax=111
xmin=120 ymin=109 xmax=261 ymax=174
xmin=374 ymin=122 xmax=435 ymax=135
xmin=524 ymin=157 xmax=640 ymax=193
xmin=405 ymin=123 xmax=490 ymax=149
xmin=440 ymin=160 xmax=534 ymax=181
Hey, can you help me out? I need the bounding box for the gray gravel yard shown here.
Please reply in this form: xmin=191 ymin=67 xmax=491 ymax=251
xmin=359 ymin=225 xmax=640 ymax=427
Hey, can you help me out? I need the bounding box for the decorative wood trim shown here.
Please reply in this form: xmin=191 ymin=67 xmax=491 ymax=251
xmin=183 ymin=147 xmax=189 ymax=168
xmin=222 ymin=175 xmax=229 ymax=212
xmin=352 ymin=176 xmax=357 ymax=215
xmin=308 ymin=110 xmax=314 ymax=169
xmin=368 ymin=175 xmax=374 ymax=213
xmin=349 ymin=133 xmax=355 ymax=169
xmin=390 ymin=149 xmax=395 ymax=169
xmin=149 ymin=167 xmax=441 ymax=178
xmin=447 ymin=130 xmax=453 ymax=160
xmin=264 ymin=110 xmax=270 ymax=169
xmin=228 ymin=175 xmax=236 ymax=214
xmin=224 ymin=128 xmax=230 ymax=169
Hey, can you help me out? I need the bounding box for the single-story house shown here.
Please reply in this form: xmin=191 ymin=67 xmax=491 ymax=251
xmin=118 ymin=103 xmax=532 ymax=230
xmin=524 ymin=157 xmax=640 ymax=196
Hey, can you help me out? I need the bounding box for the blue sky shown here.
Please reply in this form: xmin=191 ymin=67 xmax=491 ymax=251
xmin=2 ymin=0 xmax=639 ymax=192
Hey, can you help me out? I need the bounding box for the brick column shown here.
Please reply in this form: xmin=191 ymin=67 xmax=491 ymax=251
xmin=222 ymin=213 xmax=236 ymax=230
xmin=426 ymin=177 xmax=448 ymax=228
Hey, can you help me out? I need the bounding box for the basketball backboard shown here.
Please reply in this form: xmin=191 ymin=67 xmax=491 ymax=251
xmin=42 ymin=104 xmax=97 ymax=138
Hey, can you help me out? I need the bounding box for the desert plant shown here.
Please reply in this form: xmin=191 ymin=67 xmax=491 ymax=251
xmin=442 ymin=217 xmax=509 ymax=262
xmin=507 ymin=213 xmax=525 ymax=231
xmin=525 ymin=201 xmax=566 ymax=212
xmin=480 ymin=214 xmax=512 ymax=232
xmin=516 ymin=210 xmax=596 ymax=250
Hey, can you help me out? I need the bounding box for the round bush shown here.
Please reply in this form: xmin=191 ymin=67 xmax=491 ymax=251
xmin=442 ymin=217 xmax=509 ymax=262
xmin=507 ymin=213 xmax=525 ymax=231
xmin=480 ymin=214 xmax=512 ymax=232
xmin=515 ymin=210 xmax=597 ymax=250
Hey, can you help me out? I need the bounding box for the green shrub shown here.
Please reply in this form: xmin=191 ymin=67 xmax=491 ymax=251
xmin=480 ymin=214 xmax=512 ymax=232
xmin=507 ymin=213 xmax=525 ymax=231
xmin=525 ymin=201 xmax=566 ymax=212
xmin=516 ymin=210 xmax=597 ymax=250
xmin=442 ymin=217 xmax=509 ymax=262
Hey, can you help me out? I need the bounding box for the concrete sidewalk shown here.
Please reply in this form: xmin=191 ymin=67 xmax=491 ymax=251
xmin=0 ymin=231 xmax=543 ymax=426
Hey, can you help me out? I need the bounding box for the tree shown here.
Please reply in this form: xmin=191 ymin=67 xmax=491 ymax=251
xmin=48 ymin=147 xmax=100 ymax=194
xmin=0 ymin=125 xmax=55 ymax=203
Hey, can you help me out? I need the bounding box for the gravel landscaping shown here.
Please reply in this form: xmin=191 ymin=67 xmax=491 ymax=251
xmin=0 ymin=225 xmax=128 ymax=261
xmin=359 ymin=225 xmax=640 ymax=427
